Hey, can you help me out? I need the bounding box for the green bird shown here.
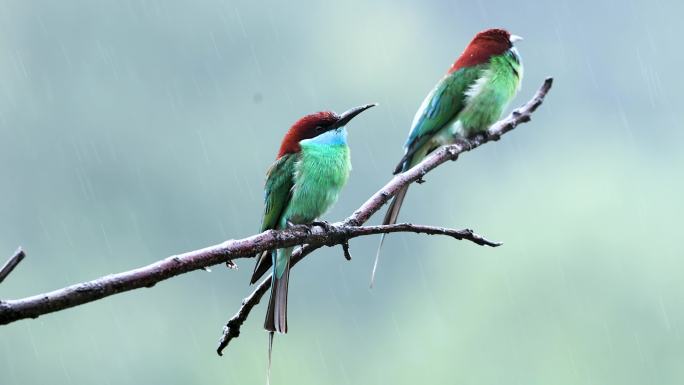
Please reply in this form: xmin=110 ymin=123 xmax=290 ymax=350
xmin=250 ymin=104 xmax=376 ymax=335
xmin=372 ymin=28 xmax=523 ymax=286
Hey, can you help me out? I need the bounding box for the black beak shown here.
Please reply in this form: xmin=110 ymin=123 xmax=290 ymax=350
xmin=331 ymin=103 xmax=377 ymax=129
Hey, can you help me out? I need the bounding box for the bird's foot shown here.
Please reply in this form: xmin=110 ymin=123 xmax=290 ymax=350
xmin=416 ymin=177 xmax=426 ymax=184
xmin=285 ymin=220 xmax=310 ymax=232
xmin=310 ymin=220 xmax=333 ymax=233
xmin=453 ymin=137 xmax=473 ymax=151
xmin=225 ymin=260 xmax=238 ymax=270
xmin=481 ymin=130 xmax=501 ymax=142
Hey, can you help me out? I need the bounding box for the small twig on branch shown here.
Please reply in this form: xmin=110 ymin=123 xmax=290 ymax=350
xmin=219 ymin=275 xmax=271 ymax=347
xmin=216 ymin=77 xmax=553 ymax=355
xmin=341 ymin=242 xmax=352 ymax=261
xmin=215 ymin=224 xmax=500 ymax=354
xmin=0 ymin=247 xmax=26 ymax=285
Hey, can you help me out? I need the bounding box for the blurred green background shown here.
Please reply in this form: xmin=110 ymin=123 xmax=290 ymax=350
xmin=1 ymin=0 xmax=682 ymax=384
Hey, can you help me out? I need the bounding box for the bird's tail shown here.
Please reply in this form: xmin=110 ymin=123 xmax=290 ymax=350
xmin=370 ymin=184 xmax=409 ymax=288
xmin=251 ymin=250 xmax=272 ymax=285
xmin=266 ymin=331 xmax=274 ymax=385
xmin=265 ymin=248 xmax=291 ymax=333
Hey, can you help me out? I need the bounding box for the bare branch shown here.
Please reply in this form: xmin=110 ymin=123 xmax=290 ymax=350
xmin=216 ymin=77 xmax=553 ymax=355
xmin=0 ymin=78 xmax=552 ymax=350
xmin=219 ymin=275 xmax=271 ymax=348
xmin=0 ymin=223 xmax=495 ymax=325
xmin=214 ymin=223 xmax=500 ymax=354
xmin=0 ymin=247 xmax=26 ymax=285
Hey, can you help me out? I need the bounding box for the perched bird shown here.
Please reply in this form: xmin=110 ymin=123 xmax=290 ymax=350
xmin=371 ymin=28 xmax=524 ymax=286
xmin=251 ymin=104 xmax=376 ymax=335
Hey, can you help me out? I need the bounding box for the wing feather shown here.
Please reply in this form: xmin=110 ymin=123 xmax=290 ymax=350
xmin=395 ymin=66 xmax=484 ymax=172
xmin=251 ymin=153 xmax=297 ymax=284
xmin=261 ymin=154 xmax=297 ymax=232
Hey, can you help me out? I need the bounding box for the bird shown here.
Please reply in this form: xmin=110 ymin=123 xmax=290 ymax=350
xmin=250 ymin=104 xmax=376 ymax=337
xmin=371 ymin=28 xmax=524 ymax=287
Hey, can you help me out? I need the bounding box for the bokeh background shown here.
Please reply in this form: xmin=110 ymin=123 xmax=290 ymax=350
xmin=1 ymin=0 xmax=682 ymax=384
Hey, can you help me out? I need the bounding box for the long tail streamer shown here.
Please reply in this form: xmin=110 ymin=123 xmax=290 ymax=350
xmin=267 ymin=332 xmax=274 ymax=385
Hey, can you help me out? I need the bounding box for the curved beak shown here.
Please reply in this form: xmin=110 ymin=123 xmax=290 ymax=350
xmin=332 ymin=103 xmax=377 ymax=129
xmin=510 ymin=34 xmax=523 ymax=44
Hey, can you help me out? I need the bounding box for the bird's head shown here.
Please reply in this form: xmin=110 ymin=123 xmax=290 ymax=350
xmin=449 ymin=28 xmax=522 ymax=73
xmin=472 ymin=28 xmax=522 ymax=49
xmin=277 ymin=104 xmax=376 ymax=158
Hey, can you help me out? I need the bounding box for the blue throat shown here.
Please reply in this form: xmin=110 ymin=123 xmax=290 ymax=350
xmin=300 ymin=128 xmax=348 ymax=147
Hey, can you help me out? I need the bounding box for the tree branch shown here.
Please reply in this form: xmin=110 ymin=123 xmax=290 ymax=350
xmin=0 ymin=247 xmax=26 ymax=285
xmin=0 ymin=78 xmax=552 ymax=353
xmin=216 ymin=77 xmax=554 ymax=355
xmin=0 ymin=223 xmax=496 ymax=325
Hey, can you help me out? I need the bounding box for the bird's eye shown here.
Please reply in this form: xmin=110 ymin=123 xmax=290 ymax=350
xmin=315 ymin=125 xmax=324 ymax=132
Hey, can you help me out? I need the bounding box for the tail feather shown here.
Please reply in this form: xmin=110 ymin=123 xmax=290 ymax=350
xmin=251 ymin=250 xmax=272 ymax=285
xmin=370 ymin=185 xmax=409 ymax=288
xmin=267 ymin=331 xmax=274 ymax=385
xmin=264 ymin=259 xmax=290 ymax=333
xmin=370 ymin=234 xmax=387 ymax=289
xmin=264 ymin=249 xmax=290 ymax=384
xmin=383 ymin=185 xmax=409 ymax=227
xmin=393 ymin=154 xmax=411 ymax=175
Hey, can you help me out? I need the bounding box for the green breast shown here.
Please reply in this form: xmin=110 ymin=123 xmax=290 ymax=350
xmin=455 ymin=50 xmax=523 ymax=137
xmin=279 ymin=142 xmax=351 ymax=227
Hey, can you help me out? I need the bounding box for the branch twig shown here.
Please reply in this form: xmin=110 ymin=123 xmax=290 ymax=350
xmin=215 ymin=224 xmax=501 ymax=355
xmin=216 ymin=77 xmax=554 ymax=355
xmin=0 ymin=223 xmax=495 ymax=325
xmin=0 ymin=247 xmax=26 ymax=285
xmin=341 ymin=242 xmax=352 ymax=261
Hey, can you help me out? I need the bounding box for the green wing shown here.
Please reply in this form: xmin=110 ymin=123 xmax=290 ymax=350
xmin=251 ymin=153 xmax=297 ymax=284
xmin=395 ymin=65 xmax=483 ymax=173
xmin=261 ymin=153 xmax=297 ymax=232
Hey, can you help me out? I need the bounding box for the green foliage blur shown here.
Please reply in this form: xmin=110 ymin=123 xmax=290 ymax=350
xmin=1 ymin=0 xmax=682 ymax=384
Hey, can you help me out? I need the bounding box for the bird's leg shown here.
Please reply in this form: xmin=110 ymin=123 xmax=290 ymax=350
xmin=285 ymin=220 xmax=310 ymax=232
xmin=453 ymin=137 xmax=473 ymax=151
xmin=310 ymin=220 xmax=333 ymax=233
xmin=286 ymin=220 xmax=330 ymax=236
